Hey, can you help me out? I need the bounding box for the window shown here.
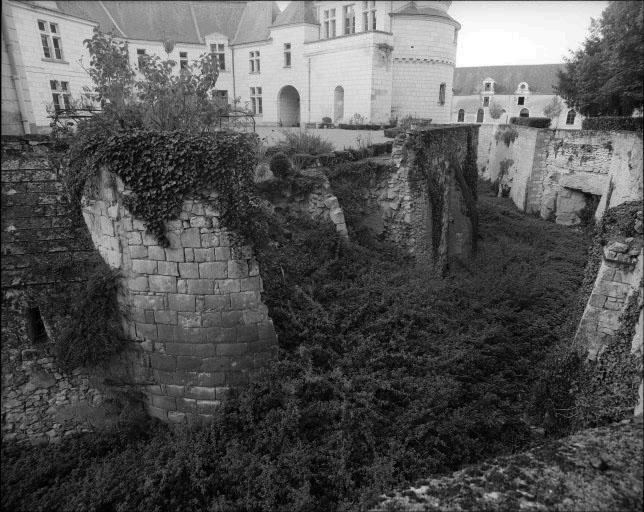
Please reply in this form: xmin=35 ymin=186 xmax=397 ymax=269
xmin=457 ymin=109 xmax=465 ymax=122
xmin=179 ymin=51 xmax=188 ymax=71
xmin=213 ymin=90 xmax=229 ymax=104
xmin=566 ymin=109 xmax=576 ymax=125
xmin=50 ymin=80 xmax=71 ymax=112
xmin=483 ymin=96 xmax=490 ymax=107
xmin=136 ymin=48 xmax=147 ymax=68
xmin=519 ymin=82 xmax=528 ymax=91
xmin=517 ymin=96 xmax=525 ymax=105
xmin=250 ymin=87 xmax=262 ymax=115
xmin=362 ymin=1 xmax=376 ymax=31
xmin=249 ymin=51 xmax=260 ymax=73
xmin=38 ymin=20 xmax=63 ymax=60
xmin=210 ymin=44 xmax=226 ymax=70
xmin=438 ymin=83 xmax=446 ymax=105
xmin=284 ymin=43 xmax=291 ymax=67
xmin=476 ymin=108 xmax=484 ymax=123
xmin=454 ymin=28 xmax=458 ymax=44
xmin=343 ymin=4 xmax=355 ymax=35
xmin=519 ymin=108 xmax=529 ymax=118
xmin=484 ymin=82 xmax=491 ymax=92
xmin=323 ymin=8 xmax=336 ymax=38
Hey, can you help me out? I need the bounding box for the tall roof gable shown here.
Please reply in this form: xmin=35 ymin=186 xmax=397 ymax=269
xmin=232 ymin=1 xmax=280 ymax=45
xmin=453 ymin=64 xmax=565 ymax=95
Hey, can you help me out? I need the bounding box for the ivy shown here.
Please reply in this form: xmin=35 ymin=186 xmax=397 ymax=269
xmin=68 ymin=129 xmax=266 ymax=248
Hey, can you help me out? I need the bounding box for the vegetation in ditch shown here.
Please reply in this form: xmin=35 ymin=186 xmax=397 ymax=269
xmin=1 ymin=185 xmax=590 ymax=512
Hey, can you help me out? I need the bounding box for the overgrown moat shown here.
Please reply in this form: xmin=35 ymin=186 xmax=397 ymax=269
xmin=4 ymin=171 xmax=610 ymax=510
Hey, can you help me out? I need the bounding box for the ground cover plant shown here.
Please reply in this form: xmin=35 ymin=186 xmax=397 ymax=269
xmin=1 ymin=182 xmax=591 ymax=511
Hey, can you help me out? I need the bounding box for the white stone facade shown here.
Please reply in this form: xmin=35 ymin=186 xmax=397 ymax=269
xmin=2 ymin=1 xmax=460 ymax=132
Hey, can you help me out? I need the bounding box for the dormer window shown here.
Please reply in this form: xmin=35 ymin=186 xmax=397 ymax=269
xmin=484 ymin=82 xmax=491 ymax=92
xmin=519 ymin=82 xmax=528 ymax=91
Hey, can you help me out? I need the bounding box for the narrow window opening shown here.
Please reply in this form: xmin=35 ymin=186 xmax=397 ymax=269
xmin=517 ymin=96 xmax=525 ymax=105
xmin=27 ymin=307 xmax=48 ymax=343
xmin=483 ymin=96 xmax=489 ymax=107
xmin=284 ymin=43 xmax=291 ymax=67
xmin=210 ymin=43 xmax=226 ymax=70
xmin=476 ymin=108 xmax=484 ymax=123
xmin=566 ymin=109 xmax=576 ymax=125
xmin=519 ymin=108 xmax=529 ymax=117
xmin=438 ymin=83 xmax=446 ymax=105
xmin=137 ymin=48 xmax=147 ymax=68
xmin=179 ymin=51 xmax=188 ymax=71
xmin=457 ymin=109 xmax=465 ymax=122
xmin=343 ymin=4 xmax=355 ymax=35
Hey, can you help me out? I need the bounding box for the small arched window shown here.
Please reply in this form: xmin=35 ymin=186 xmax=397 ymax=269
xmin=476 ymin=108 xmax=484 ymax=123
xmin=566 ymin=109 xmax=576 ymax=125
xmin=519 ymin=108 xmax=529 ymax=118
xmin=457 ymin=109 xmax=464 ymax=122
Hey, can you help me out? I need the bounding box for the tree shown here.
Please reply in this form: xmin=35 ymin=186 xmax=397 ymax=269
xmin=488 ymin=99 xmax=505 ymax=120
xmin=542 ymin=97 xmax=563 ymax=120
xmin=556 ymin=1 xmax=644 ymax=117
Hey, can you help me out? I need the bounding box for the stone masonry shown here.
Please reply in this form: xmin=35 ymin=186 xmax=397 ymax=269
xmin=1 ymin=136 xmax=115 ymax=445
xmin=81 ymin=168 xmax=277 ymax=424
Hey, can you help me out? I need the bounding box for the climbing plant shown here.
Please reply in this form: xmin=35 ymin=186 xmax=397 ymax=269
xmin=71 ymin=129 xmax=266 ymax=248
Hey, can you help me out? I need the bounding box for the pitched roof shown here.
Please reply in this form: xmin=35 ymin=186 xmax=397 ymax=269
xmin=391 ymin=3 xmax=460 ymax=27
xmin=453 ymin=64 xmax=565 ymax=95
xmin=231 ymin=1 xmax=280 ymax=45
xmin=55 ymin=1 xmax=246 ymax=43
xmin=272 ymin=0 xmax=317 ymax=27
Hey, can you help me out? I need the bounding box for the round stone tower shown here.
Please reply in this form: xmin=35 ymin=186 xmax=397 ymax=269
xmin=390 ymin=1 xmax=460 ymax=123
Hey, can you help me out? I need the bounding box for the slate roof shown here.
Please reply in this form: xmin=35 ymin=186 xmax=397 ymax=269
xmin=272 ymin=0 xmax=317 ymax=27
xmin=453 ymin=64 xmax=565 ymax=95
xmin=55 ymin=1 xmax=246 ymax=43
xmin=231 ymin=1 xmax=281 ymax=45
xmin=391 ymin=3 xmax=460 ymax=27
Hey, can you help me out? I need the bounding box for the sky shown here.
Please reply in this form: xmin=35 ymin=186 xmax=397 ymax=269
xmin=276 ymin=1 xmax=608 ymax=67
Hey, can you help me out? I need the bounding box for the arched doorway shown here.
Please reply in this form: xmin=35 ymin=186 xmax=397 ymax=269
xmin=334 ymin=86 xmax=344 ymax=123
xmin=476 ymin=108 xmax=484 ymax=123
xmin=519 ymin=108 xmax=529 ymax=118
xmin=278 ymin=85 xmax=300 ymax=127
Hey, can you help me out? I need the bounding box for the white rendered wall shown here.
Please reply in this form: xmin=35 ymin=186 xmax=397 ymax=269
xmin=391 ymin=16 xmax=457 ymax=122
xmin=8 ymin=1 xmax=96 ymax=130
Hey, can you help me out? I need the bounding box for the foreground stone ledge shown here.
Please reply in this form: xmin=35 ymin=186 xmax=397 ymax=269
xmin=373 ymin=418 xmax=643 ymax=512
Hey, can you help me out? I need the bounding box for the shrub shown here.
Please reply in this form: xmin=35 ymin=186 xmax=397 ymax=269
xmin=278 ymin=131 xmax=334 ymax=155
xmin=322 ymin=117 xmax=332 ymax=125
xmin=1 ymin=187 xmax=591 ymax=512
xmin=270 ymin=152 xmax=293 ymax=178
xmin=581 ymin=116 xmax=644 ymax=132
xmin=509 ymin=117 xmax=552 ymax=128
xmin=384 ymin=127 xmax=402 ymax=138
xmin=494 ymin=126 xmax=519 ymax=147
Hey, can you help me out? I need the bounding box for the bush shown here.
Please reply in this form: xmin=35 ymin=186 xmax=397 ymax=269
xmin=278 ymin=131 xmax=334 ymax=155
xmin=269 ymin=152 xmax=293 ymax=178
xmin=581 ymin=116 xmax=644 ymax=132
xmin=384 ymin=127 xmax=402 ymax=138
xmin=509 ymin=117 xmax=552 ymax=128
xmin=322 ymin=117 xmax=332 ymax=125
xmin=1 ymin=187 xmax=591 ymax=511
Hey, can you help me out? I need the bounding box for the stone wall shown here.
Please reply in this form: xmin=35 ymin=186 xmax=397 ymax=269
xmin=1 ymin=136 xmax=115 ymax=445
xmin=479 ymin=126 xmax=643 ymax=225
xmin=81 ymin=168 xmax=278 ymax=424
xmin=347 ymin=126 xmax=478 ymax=273
xmin=574 ymin=233 xmax=643 ymax=417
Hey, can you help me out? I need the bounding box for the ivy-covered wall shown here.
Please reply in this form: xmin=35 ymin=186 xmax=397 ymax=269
xmin=81 ymin=168 xmax=277 ymax=423
xmin=392 ymin=126 xmax=479 ymax=273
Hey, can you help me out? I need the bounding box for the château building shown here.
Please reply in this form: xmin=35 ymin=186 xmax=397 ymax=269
xmin=1 ymin=0 xmax=460 ymax=133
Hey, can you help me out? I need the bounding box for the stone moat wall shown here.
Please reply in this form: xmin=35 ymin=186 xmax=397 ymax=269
xmin=1 ymin=136 xmax=113 ymax=445
xmin=81 ymin=168 xmax=278 ymax=424
xmin=356 ymin=126 xmax=479 ymax=272
xmin=478 ymin=126 xmax=643 ymax=225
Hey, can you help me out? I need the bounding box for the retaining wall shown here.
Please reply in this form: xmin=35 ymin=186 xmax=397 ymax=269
xmin=478 ymin=126 xmax=643 ymax=225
